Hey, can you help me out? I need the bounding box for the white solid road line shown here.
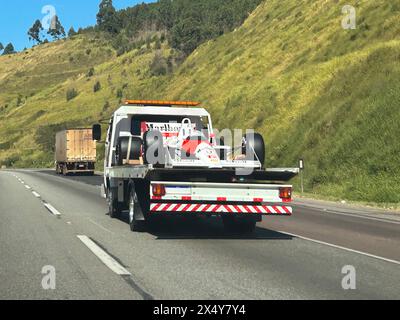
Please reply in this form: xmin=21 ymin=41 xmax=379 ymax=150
xmin=323 ymin=209 xmax=400 ymax=225
xmin=77 ymin=235 xmax=131 ymax=276
xmin=32 ymin=191 xmax=41 ymax=198
xmin=279 ymin=230 xmax=400 ymax=266
xmin=43 ymin=203 xmax=62 ymax=217
xmin=296 ymin=203 xmax=400 ymax=225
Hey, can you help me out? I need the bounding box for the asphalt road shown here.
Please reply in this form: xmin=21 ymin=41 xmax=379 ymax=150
xmin=1 ymin=169 xmax=399 ymax=300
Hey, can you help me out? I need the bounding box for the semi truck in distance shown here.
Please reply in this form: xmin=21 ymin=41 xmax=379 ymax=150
xmin=55 ymin=129 xmax=97 ymax=176
xmin=92 ymin=100 xmax=299 ymax=234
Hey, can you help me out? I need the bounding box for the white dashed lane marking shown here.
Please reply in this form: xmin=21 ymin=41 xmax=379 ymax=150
xmin=14 ymin=174 xmax=60 ymax=217
xmin=43 ymin=203 xmax=62 ymax=217
xmin=32 ymin=191 xmax=41 ymax=198
xmin=77 ymin=235 xmax=131 ymax=276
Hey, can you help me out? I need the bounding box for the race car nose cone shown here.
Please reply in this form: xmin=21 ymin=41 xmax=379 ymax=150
xmin=195 ymin=143 xmax=221 ymax=167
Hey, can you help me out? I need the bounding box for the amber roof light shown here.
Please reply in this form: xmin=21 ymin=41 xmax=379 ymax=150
xmin=124 ymin=100 xmax=201 ymax=107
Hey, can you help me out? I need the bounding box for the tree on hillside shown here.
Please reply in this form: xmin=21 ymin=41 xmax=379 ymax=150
xmin=97 ymin=0 xmax=120 ymax=34
xmin=0 ymin=43 xmax=3 ymax=52
xmin=68 ymin=27 xmax=77 ymax=37
xmin=28 ymin=20 xmax=44 ymax=44
xmin=93 ymin=81 xmax=101 ymax=93
xmin=2 ymin=43 xmax=16 ymax=55
xmin=171 ymin=17 xmax=204 ymax=55
xmin=158 ymin=0 xmax=175 ymax=30
xmin=48 ymin=15 xmax=66 ymax=40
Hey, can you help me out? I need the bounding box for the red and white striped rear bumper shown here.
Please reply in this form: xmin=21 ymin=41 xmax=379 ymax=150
xmin=150 ymin=203 xmax=292 ymax=215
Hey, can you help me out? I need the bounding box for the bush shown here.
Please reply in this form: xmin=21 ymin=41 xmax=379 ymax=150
xmin=87 ymin=67 xmax=95 ymax=77
xmin=66 ymin=88 xmax=78 ymax=101
xmin=103 ymin=101 xmax=110 ymax=111
xmin=116 ymin=47 xmax=126 ymax=57
xmin=160 ymin=33 xmax=166 ymax=43
xmin=150 ymin=53 xmax=167 ymax=76
xmin=3 ymin=155 xmax=20 ymax=167
xmin=93 ymin=81 xmax=101 ymax=93
xmin=155 ymin=38 xmax=162 ymax=50
xmin=16 ymin=95 xmax=23 ymax=106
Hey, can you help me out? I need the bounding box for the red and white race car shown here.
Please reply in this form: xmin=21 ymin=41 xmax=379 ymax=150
xmin=141 ymin=118 xmax=221 ymax=167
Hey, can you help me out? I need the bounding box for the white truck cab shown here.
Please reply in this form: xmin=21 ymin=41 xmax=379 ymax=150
xmin=93 ymin=100 xmax=299 ymax=233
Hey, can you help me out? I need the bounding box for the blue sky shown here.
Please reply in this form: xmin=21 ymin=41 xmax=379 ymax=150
xmin=0 ymin=0 xmax=154 ymax=51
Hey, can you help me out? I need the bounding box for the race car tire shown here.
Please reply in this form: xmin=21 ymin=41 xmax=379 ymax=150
xmin=242 ymin=133 xmax=265 ymax=167
xmin=116 ymin=136 xmax=142 ymax=166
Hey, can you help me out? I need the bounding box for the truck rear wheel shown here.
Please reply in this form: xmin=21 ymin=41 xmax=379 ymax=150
xmin=108 ymin=188 xmax=123 ymax=218
xmin=129 ymin=189 xmax=146 ymax=232
xmin=223 ymin=217 xmax=257 ymax=234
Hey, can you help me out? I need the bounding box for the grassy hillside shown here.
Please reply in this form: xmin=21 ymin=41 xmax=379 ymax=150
xmin=1 ymin=0 xmax=399 ymax=204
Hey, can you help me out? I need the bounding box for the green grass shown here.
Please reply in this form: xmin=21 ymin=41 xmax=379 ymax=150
xmin=0 ymin=0 xmax=399 ymax=204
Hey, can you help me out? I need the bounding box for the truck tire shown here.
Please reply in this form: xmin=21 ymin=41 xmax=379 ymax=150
xmin=242 ymin=133 xmax=265 ymax=167
xmin=108 ymin=188 xmax=123 ymax=218
xmin=223 ymin=216 xmax=257 ymax=234
xmin=129 ymin=188 xmax=146 ymax=232
xmin=143 ymin=130 xmax=165 ymax=166
xmin=116 ymin=137 xmax=142 ymax=166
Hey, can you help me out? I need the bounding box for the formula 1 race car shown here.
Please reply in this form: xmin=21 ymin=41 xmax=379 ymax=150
xmin=111 ymin=100 xmax=266 ymax=171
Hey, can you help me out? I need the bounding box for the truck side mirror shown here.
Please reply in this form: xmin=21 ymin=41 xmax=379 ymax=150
xmin=92 ymin=124 xmax=102 ymax=141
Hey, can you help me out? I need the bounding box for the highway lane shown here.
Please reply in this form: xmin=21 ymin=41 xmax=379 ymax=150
xmin=0 ymin=171 xmax=143 ymax=300
xmin=0 ymin=169 xmax=399 ymax=300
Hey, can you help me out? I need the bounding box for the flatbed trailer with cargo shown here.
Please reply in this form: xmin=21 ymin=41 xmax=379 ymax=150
xmin=92 ymin=100 xmax=299 ymax=233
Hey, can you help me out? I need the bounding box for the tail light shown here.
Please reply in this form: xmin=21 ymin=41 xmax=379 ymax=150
xmin=152 ymin=184 xmax=166 ymax=197
xmin=279 ymin=187 xmax=292 ymax=202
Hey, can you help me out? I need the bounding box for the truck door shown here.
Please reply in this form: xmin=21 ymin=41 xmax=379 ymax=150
xmin=105 ymin=118 xmax=114 ymax=166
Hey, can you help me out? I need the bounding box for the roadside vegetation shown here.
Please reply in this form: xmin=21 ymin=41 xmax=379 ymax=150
xmin=0 ymin=0 xmax=399 ymax=204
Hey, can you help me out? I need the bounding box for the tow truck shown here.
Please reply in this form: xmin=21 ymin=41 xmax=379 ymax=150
xmin=92 ymin=100 xmax=299 ymax=233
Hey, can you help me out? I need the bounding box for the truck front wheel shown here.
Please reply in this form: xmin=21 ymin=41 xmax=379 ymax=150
xmin=129 ymin=189 xmax=146 ymax=232
xmin=108 ymin=188 xmax=123 ymax=218
xmin=62 ymin=165 xmax=68 ymax=176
